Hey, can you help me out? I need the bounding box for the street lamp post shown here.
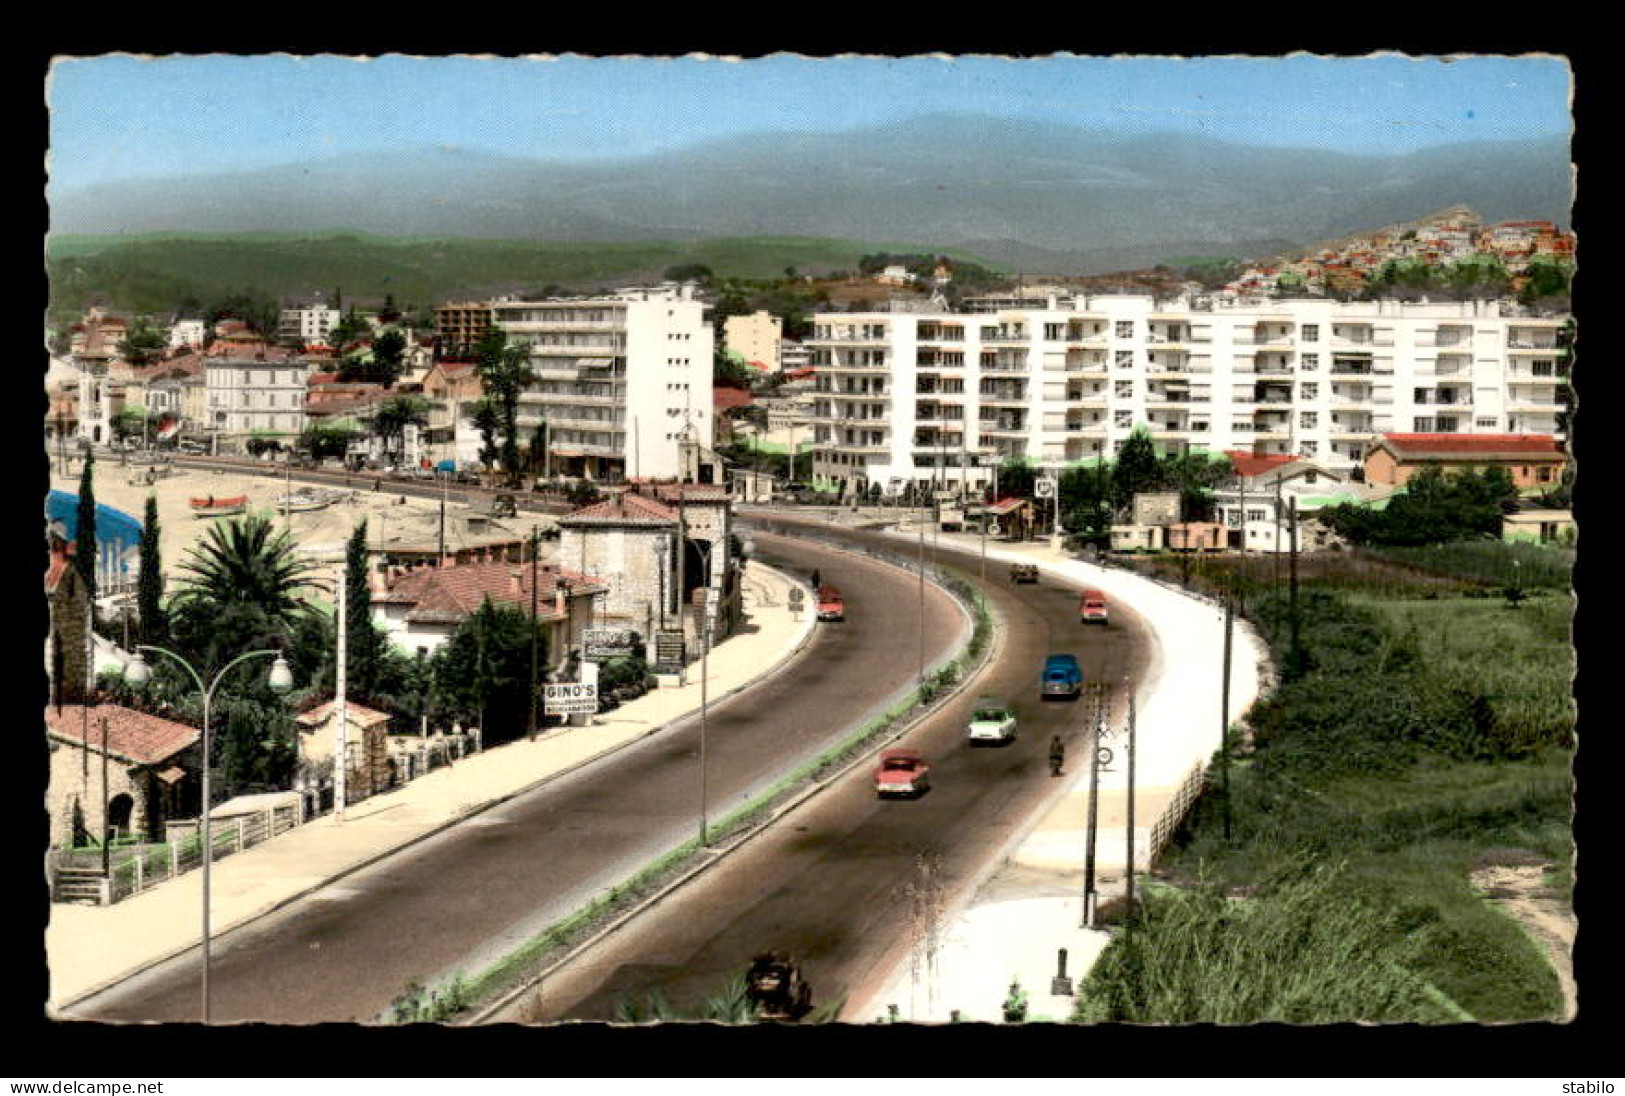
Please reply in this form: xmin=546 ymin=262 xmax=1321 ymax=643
xmin=123 ymin=646 xmax=294 ymax=1024
xmin=690 ymin=538 xmax=717 ymax=847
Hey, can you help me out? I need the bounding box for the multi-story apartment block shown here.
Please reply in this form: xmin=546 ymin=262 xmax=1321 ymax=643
xmin=435 ymin=300 xmax=495 ymax=360
xmin=723 ymin=310 xmax=783 ymax=372
xmin=278 ymin=297 xmax=342 ymax=348
xmin=204 ymin=349 xmax=309 ymax=448
xmin=492 ymin=284 xmax=714 ymax=481
xmin=806 ymin=293 xmax=1570 ymax=496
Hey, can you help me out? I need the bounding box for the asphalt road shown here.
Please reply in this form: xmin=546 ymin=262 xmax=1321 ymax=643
xmin=504 ymin=516 xmax=1155 ymax=1023
xmin=67 ymin=533 xmax=961 ymax=1024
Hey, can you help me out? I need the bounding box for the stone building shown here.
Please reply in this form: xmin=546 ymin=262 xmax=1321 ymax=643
xmin=557 ymin=483 xmax=742 ymax=658
xmin=294 ymin=699 xmax=393 ymax=803
xmin=45 ymin=703 xmax=200 ymax=848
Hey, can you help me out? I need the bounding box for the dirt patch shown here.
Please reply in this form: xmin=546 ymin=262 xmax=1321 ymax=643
xmin=1470 ymin=862 xmax=1576 ymax=1021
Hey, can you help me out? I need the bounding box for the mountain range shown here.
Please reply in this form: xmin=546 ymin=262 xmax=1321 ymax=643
xmin=50 ymin=113 xmax=1573 ymax=274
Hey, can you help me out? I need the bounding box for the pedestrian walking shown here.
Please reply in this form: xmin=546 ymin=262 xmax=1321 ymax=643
xmin=1049 ymin=735 xmax=1065 ymax=777
xmin=811 ymin=568 xmax=822 ymax=590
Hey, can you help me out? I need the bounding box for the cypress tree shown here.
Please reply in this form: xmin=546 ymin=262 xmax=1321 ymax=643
xmin=74 ymin=450 xmax=98 ymax=603
xmin=345 ymin=520 xmax=383 ymax=697
xmin=137 ymin=493 xmax=166 ymax=644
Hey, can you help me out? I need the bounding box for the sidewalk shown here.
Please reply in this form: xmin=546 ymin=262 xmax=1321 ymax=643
xmin=46 ymin=559 xmax=815 ymax=1013
xmin=856 ymin=523 xmax=1272 ymax=1023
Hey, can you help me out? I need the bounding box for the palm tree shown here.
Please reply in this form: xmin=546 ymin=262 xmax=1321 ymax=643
xmin=171 ymin=514 xmax=326 ymax=638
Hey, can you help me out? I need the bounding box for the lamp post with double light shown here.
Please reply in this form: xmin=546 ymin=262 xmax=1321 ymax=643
xmin=123 ymin=646 xmax=295 ymax=1024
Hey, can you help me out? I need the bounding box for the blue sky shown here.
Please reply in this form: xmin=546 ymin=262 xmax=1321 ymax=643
xmin=48 ymin=53 xmax=1572 ymax=191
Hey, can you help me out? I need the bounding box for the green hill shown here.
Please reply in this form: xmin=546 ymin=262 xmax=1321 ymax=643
xmin=46 ymin=232 xmax=1003 ymax=322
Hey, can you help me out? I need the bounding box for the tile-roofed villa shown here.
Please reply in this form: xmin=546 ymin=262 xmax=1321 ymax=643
xmin=370 ymin=556 xmax=604 ymax=662
xmin=1363 ymin=433 xmax=1566 ymax=490
xmin=45 ymin=702 xmax=203 ymax=847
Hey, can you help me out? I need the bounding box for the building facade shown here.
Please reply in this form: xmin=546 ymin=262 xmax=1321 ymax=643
xmin=723 ymin=310 xmax=783 ymax=372
xmin=204 ymin=350 xmax=310 ymax=446
xmin=492 ymin=284 xmax=715 ymax=481
xmin=805 ymin=294 xmax=1570 ymax=497
xmin=278 ymin=299 xmax=342 ymax=348
xmin=435 ymin=301 xmax=495 ymax=361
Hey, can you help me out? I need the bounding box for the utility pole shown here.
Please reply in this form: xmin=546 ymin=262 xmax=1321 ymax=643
xmin=1220 ymin=595 xmax=1233 ymax=842
xmin=100 ymin=715 xmax=111 ymax=880
xmin=1124 ymin=689 xmax=1136 ymax=932
xmin=438 ymin=470 xmax=447 ymax=561
xmin=529 ymin=524 xmax=540 ymax=741
xmin=1289 ymin=495 xmax=1301 ymax=680
xmin=1082 ymin=705 xmax=1104 ymax=929
xmin=917 ymin=493 xmax=926 ymax=686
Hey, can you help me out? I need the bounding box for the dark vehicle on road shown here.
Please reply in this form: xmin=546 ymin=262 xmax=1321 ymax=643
xmin=1010 ymin=562 xmax=1039 ymax=584
xmin=745 ymin=951 xmax=813 ymax=1021
xmin=1040 ymin=653 xmax=1084 ymax=700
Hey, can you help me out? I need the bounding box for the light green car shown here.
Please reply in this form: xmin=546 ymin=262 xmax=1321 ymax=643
xmin=967 ymin=696 xmax=1018 ymax=745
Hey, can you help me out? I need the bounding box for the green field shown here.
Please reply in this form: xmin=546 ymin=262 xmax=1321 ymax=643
xmin=1076 ymin=577 xmax=1575 ymax=1024
xmin=45 ymin=231 xmax=1003 ymax=321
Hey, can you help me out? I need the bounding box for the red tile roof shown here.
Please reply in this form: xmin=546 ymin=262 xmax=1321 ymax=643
xmin=1224 ymin=450 xmax=1301 ymax=478
xmin=1376 ymin=433 xmax=1563 ymax=458
xmin=562 ymin=492 xmax=679 ymax=526
xmin=714 ymin=387 xmax=755 ymax=413
xmin=376 ymin=559 xmax=603 ymax=624
xmin=295 ymin=699 xmax=393 ymax=728
xmin=46 ymin=703 xmax=201 ymax=766
xmin=645 ymin=483 xmax=731 ymax=503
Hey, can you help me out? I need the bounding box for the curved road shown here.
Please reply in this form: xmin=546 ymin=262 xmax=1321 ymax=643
xmin=68 ymin=533 xmax=961 ymax=1024
xmin=505 ymin=516 xmax=1156 ymax=1023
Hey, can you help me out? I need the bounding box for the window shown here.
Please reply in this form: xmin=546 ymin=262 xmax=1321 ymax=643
xmin=1115 ymin=380 xmax=1134 ymax=397
xmin=1114 ymin=410 xmax=1133 ymax=428
xmin=1247 ymin=509 xmax=1268 ymax=523
xmin=1302 ymin=441 xmax=1318 ymax=456
xmin=1300 ymin=412 xmax=1318 ymax=428
xmin=1300 ymin=354 xmax=1318 ymax=370
xmin=1476 ymin=417 xmax=1498 ymax=428
xmin=1413 ymin=417 xmax=1436 ymax=432
xmin=1301 ymin=324 xmax=1319 ymax=342
xmin=1044 ymin=323 xmax=1065 ymax=341
xmin=1300 ymin=383 xmax=1318 ymax=400
xmin=1115 ymin=321 xmax=1134 ymax=338
xmin=1115 ymin=350 xmax=1133 ymax=369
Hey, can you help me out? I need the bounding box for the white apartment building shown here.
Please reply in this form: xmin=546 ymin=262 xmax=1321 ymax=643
xmin=723 ymin=310 xmax=783 ymax=372
xmin=168 ymin=319 xmax=207 ymax=350
xmin=492 ymin=284 xmax=715 ymax=481
xmin=204 ymin=353 xmax=310 ymax=446
xmin=278 ymin=299 xmax=342 ymax=348
xmin=806 ymin=293 xmax=1569 ymax=496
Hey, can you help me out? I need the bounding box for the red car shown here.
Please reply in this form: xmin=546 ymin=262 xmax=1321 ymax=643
xmin=874 ymin=748 xmax=931 ymax=798
xmin=1079 ymin=589 xmax=1109 ymax=625
xmin=816 ymin=585 xmax=845 ymax=622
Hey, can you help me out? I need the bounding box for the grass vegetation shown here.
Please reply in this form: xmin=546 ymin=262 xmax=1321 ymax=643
xmin=1075 ymin=547 xmax=1574 ymax=1024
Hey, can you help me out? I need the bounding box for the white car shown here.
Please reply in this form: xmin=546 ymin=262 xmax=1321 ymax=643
xmin=967 ymin=696 xmax=1017 ymax=745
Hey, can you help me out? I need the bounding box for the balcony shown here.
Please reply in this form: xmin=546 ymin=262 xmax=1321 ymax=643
xmin=810 ymin=331 xmax=891 ymax=344
xmin=979 ymin=390 xmax=1029 ymax=405
xmin=819 ymin=360 xmax=892 ymax=374
xmin=980 ymin=356 xmax=1030 ymax=373
xmin=1506 ymin=342 xmax=1560 ymax=354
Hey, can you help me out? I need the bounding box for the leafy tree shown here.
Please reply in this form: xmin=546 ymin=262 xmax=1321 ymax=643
xmin=476 ymin=332 xmax=537 ymax=485
xmin=370 ymin=328 xmax=408 ymax=385
xmin=434 ymin=599 xmax=548 ymax=746
xmin=372 ymin=395 xmax=430 ymax=462
xmin=117 ymin=315 xmax=168 ymax=366
xmin=471 ymin=398 xmax=502 ymax=471
xmin=330 ymin=306 xmax=370 ymax=349
xmin=1521 ymin=255 xmax=1573 ymax=306
xmin=137 ymin=494 xmax=166 ymax=645
xmin=663 ymin=263 xmax=713 ymax=284
xmin=714 ymin=347 xmax=754 ymax=390
xmin=1110 ymin=426 xmax=1164 ymax=511
xmin=300 ymin=421 xmax=360 ymax=460
xmin=1317 ymin=467 xmax=1520 ymax=547
xmin=113 ymin=405 xmax=154 ymax=442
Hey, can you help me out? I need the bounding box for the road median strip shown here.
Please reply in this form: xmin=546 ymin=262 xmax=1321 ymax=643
xmin=446 ymin=543 xmax=998 ymax=1025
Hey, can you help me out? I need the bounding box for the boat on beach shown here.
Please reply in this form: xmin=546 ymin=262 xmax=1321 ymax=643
xmin=189 ymin=494 xmax=248 ymax=518
xmin=272 ymin=488 xmax=335 ymax=513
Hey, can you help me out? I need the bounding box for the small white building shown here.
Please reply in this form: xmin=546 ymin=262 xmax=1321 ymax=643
xmin=169 ymin=319 xmax=207 ymax=350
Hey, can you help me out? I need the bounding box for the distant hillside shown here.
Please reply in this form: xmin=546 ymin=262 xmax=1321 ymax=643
xmin=50 ymin=115 xmax=1573 ymax=275
xmin=44 ymin=232 xmax=1002 ymax=319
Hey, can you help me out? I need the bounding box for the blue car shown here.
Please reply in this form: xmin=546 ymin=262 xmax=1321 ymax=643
xmin=1041 ymin=654 xmax=1084 ymax=700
